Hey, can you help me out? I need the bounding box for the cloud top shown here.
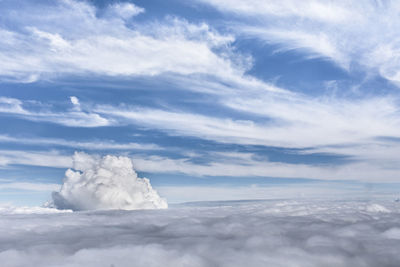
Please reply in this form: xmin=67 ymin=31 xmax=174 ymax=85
xmin=52 ymin=152 xmax=167 ymax=211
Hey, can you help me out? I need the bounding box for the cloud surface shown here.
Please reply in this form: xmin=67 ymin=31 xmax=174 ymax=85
xmin=1 ymin=200 xmax=400 ymax=266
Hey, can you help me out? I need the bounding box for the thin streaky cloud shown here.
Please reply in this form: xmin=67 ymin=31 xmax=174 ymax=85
xmin=0 ymin=135 xmax=162 ymax=151
xmin=197 ymin=0 xmax=400 ymax=83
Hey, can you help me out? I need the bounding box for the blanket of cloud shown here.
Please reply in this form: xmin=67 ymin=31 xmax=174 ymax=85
xmin=51 ymin=152 xmax=167 ymax=211
xmin=1 ymin=200 xmax=400 ymax=267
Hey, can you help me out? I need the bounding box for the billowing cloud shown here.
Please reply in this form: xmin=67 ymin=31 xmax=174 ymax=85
xmin=52 ymin=152 xmax=167 ymax=211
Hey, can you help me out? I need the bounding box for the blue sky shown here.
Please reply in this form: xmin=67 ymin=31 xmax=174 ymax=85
xmin=1 ymin=0 xmax=400 ymax=206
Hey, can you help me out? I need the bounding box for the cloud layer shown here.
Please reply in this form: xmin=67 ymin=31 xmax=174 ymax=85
xmin=1 ymin=200 xmax=400 ymax=266
xmin=52 ymin=152 xmax=167 ymax=211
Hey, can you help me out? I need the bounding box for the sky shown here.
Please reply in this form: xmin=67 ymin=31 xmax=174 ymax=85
xmin=1 ymin=0 xmax=400 ymax=206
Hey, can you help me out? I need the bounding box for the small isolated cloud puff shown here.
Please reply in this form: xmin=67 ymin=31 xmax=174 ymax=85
xmin=106 ymin=3 xmax=145 ymax=19
xmin=70 ymin=96 xmax=80 ymax=106
xmin=52 ymin=152 xmax=167 ymax=211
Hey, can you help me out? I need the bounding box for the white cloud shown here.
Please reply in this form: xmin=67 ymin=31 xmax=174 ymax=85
xmin=197 ymin=0 xmax=354 ymax=23
xmin=1 ymin=200 xmax=400 ymax=266
xmin=69 ymin=96 xmax=80 ymax=106
xmin=198 ymin=0 xmax=400 ymax=83
xmin=0 ymin=97 xmax=111 ymax=127
xmin=106 ymin=2 xmax=145 ymax=19
xmin=0 ymin=0 xmax=243 ymax=82
xmin=0 ymin=205 xmax=71 ymax=215
xmin=51 ymin=152 xmax=167 ymax=211
xmin=1 ymin=93 xmax=400 ymax=182
xmin=0 ymin=97 xmax=28 ymax=114
xmin=89 ymin=99 xmax=400 ymax=181
xmin=1 ymin=0 xmax=400 ymax=184
xmin=95 ymin=95 xmax=400 ymax=149
xmin=0 ymin=147 xmax=399 ymax=182
xmin=0 ymin=135 xmax=161 ymax=151
xmin=0 ymin=150 xmax=72 ymax=168
xmin=242 ymin=28 xmax=349 ymax=68
xmin=130 ymin=153 xmax=400 ymax=182
xmin=41 ymin=111 xmax=110 ymax=127
xmin=156 ymin=184 xmax=369 ymax=203
xmin=96 ymin=105 xmax=276 ymax=146
xmin=0 ymin=182 xmax=59 ymax=191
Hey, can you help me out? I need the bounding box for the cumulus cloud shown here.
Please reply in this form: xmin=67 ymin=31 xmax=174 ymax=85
xmin=52 ymin=152 xmax=167 ymax=211
xmin=1 ymin=200 xmax=400 ymax=266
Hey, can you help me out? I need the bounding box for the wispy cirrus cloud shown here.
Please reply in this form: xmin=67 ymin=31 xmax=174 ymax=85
xmin=0 ymin=146 xmax=399 ymax=182
xmin=196 ymin=0 xmax=355 ymax=23
xmin=95 ymin=94 xmax=400 ymax=149
xmin=0 ymin=96 xmax=110 ymax=127
xmin=197 ymin=0 xmax=400 ymax=83
xmin=0 ymin=182 xmax=59 ymax=192
xmin=0 ymin=97 xmax=28 ymax=114
xmin=2 ymin=90 xmax=398 ymax=181
xmin=0 ymin=135 xmax=161 ymax=151
xmin=91 ymin=99 xmax=400 ymax=181
xmin=0 ymin=150 xmax=72 ymax=168
xmin=131 ymin=153 xmax=400 ymax=182
xmin=0 ymin=0 xmax=245 ymax=83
